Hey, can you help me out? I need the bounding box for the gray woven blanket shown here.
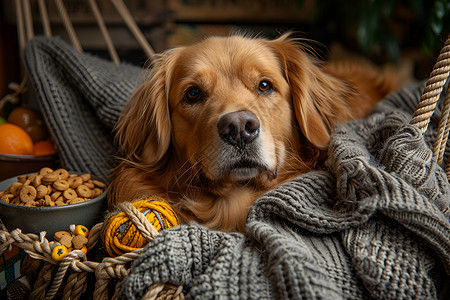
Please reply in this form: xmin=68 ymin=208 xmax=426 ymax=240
xmin=117 ymin=88 xmax=450 ymax=299
xmin=24 ymin=37 xmax=450 ymax=299
xmin=25 ymin=37 xmax=143 ymax=181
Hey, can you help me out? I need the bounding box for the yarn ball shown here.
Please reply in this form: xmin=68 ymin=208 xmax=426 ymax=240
xmin=102 ymin=197 xmax=179 ymax=257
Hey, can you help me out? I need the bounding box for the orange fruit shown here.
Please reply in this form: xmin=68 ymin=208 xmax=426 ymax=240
xmin=8 ymin=106 xmax=49 ymax=142
xmin=33 ymin=138 xmax=57 ymax=156
xmin=0 ymin=123 xmax=34 ymax=155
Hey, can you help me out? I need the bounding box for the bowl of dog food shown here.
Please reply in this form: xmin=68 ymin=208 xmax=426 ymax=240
xmin=0 ymin=167 xmax=107 ymax=237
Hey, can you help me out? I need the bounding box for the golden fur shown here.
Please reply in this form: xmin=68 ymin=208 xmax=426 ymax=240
xmin=108 ymin=33 xmax=400 ymax=232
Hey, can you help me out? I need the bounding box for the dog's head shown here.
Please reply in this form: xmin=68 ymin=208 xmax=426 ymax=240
xmin=115 ymin=33 xmax=353 ymax=189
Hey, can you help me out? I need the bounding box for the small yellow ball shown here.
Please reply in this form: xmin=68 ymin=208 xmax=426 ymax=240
xmin=52 ymin=245 xmax=69 ymax=261
xmin=74 ymin=225 xmax=89 ymax=237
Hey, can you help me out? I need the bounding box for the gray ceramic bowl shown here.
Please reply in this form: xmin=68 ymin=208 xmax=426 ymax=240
xmin=0 ymin=172 xmax=107 ymax=238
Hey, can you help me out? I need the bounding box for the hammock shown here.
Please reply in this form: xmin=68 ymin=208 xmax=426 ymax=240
xmin=0 ymin=1 xmax=449 ymax=299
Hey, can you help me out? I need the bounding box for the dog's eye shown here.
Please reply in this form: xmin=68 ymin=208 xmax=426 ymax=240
xmin=258 ymin=80 xmax=273 ymax=93
xmin=184 ymin=87 xmax=203 ymax=104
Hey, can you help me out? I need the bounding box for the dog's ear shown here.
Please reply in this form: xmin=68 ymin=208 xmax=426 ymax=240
xmin=115 ymin=49 xmax=179 ymax=165
xmin=267 ymin=34 xmax=353 ymax=148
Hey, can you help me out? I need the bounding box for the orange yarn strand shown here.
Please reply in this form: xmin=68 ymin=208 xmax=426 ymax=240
xmin=102 ymin=197 xmax=179 ymax=257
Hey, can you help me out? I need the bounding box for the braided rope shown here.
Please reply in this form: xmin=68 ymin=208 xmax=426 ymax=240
xmin=87 ymin=222 xmax=103 ymax=251
xmin=30 ymin=263 xmax=54 ymax=299
xmin=2 ymin=1 xmax=177 ymax=299
xmin=45 ymin=250 xmax=88 ymax=299
xmin=1 ymin=220 xmax=184 ymax=299
xmin=93 ymin=248 xmax=144 ymax=299
xmin=410 ymin=34 xmax=450 ymax=134
xmin=111 ymin=280 xmax=123 ymax=300
xmin=94 ymin=262 xmax=128 ymax=299
xmin=142 ymin=284 xmax=185 ymax=300
xmin=21 ymin=253 xmax=42 ymax=277
xmin=1 ymin=229 xmax=55 ymax=262
xmin=61 ymin=271 xmax=88 ymax=300
xmin=434 ymin=87 xmax=450 ymax=164
xmin=142 ymin=284 xmax=165 ymax=300
xmin=446 ymin=153 xmax=450 ymax=179
xmin=117 ymin=202 xmax=159 ymax=241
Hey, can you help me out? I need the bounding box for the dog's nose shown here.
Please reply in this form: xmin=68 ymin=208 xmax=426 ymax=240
xmin=217 ymin=110 xmax=260 ymax=148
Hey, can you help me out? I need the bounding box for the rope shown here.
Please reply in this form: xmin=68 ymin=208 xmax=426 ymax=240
xmin=15 ymin=0 xmax=26 ymax=58
xmin=1 ymin=229 xmax=53 ymax=262
xmin=54 ymin=0 xmax=83 ymax=52
xmin=87 ymin=222 xmax=103 ymax=252
xmin=410 ymin=34 xmax=450 ymax=134
xmin=1 ymin=221 xmax=184 ymax=299
xmin=142 ymin=284 xmax=185 ymax=300
xmin=117 ymin=202 xmax=159 ymax=241
xmin=2 ymin=222 xmax=174 ymax=299
xmin=61 ymin=271 xmax=88 ymax=300
xmin=0 ymin=76 xmax=29 ymax=111
xmin=1 ymin=2 xmax=175 ymax=299
xmin=30 ymin=262 xmax=54 ymax=300
xmin=110 ymin=0 xmax=155 ymax=57
xmin=6 ymin=0 xmax=30 ymax=110
xmin=38 ymin=0 xmax=52 ymax=37
xmin=111 ymin=280 xmax=123 ymax=300
xmin=45 ymin=250 xmax=87 ymax=299
xmin=22 ymin=0 xmax=34 ymax=40
xmin=20 ymin=254 xmax=42 ymax=278
xmin=87 ymin=0 xmax=120 ymax=65
xmin=94 ymin=251 xmax=139 ymax=300
xmin=142 ymin=284 xmax=165 ymax=300
xmin=434 ymin=87 xmax=450 ymax=164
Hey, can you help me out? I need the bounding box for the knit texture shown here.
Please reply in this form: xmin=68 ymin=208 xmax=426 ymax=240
xmin=23 ymin=37 xmax=450 ymax=299
xmin=119 ymin=84 xmax=450 ymax=299
xmin=24 ymin=36 xmax=143 ymax=181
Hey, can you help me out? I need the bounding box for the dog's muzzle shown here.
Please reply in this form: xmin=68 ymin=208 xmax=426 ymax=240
xmin=217 ymin=110 xmax=260 ymax=150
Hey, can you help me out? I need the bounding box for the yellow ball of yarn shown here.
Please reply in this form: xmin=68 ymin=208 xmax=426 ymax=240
xmin=102 ymin=197 xmax=179 ymax=257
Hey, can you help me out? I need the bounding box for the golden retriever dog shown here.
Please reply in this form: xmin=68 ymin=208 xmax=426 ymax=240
xmin=108 ymin=33 xmax=401 ymax=232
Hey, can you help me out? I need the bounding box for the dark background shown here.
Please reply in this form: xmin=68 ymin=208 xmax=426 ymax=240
xmin=1 ymin=0 xmax=449 ymax=105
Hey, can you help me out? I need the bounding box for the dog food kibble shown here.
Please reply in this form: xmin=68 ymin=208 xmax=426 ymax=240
xmin=63 ymin=188 xmax=77 ymax=200
xmin=76 ymin=185 xmax=91 ymax=198
xmin=0 ymin=167 xmax=106 ymax=207
xmin=68 ymin=176 xmax=83 ymax=188
xmin=54 ymin=230 xmax=71 ymax=240
xmin=36 ymin=185 xmax=48 ymax=199
xmin=50 ymin=225 xmax=90 ymax=261
xmin=59 ymin=235 xmax=73 ymax=248
xmin=53 ymin=179 xmax=70 ymax=191
xmin=72 ymin=235 xmax=88 ymax=249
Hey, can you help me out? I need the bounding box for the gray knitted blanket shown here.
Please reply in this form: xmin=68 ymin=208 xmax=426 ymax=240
xmin=24 ymin=37 xmax=450 ymax=299
xmin=25 ymin=37 xmax=143 ymax=181
xmin=118 ymin=93 xmax=450 ymax=299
